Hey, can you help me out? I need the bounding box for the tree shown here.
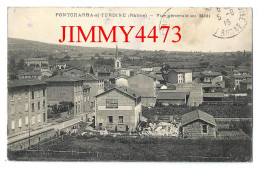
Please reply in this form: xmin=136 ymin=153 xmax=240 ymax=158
xmin=17 ymin=59 xmax=25 ymax=70
xmin=95 ymin=53 xmax=100 ymax=58
xmin=48 ymin=55 xmax=54 ymax=60
xmin=64 ymin=55 xmax=71 ymax=60
xmin=90 ymin=65 xmax=94 ymax=74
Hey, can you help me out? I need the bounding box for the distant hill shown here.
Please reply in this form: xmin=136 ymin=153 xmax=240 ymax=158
xmin=7 ymin=38 xmax=137 ymax=61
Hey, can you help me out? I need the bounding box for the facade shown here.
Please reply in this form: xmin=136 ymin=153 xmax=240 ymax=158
xmin=115 ymin=76 xmax=129 ymax=87
xmin=8 ymin=79 xmax=47 ymax=136
xmin=83 ymin=85 xmax=91 ymax=114
xmin=127 ymin=73 xmax=157 ymax=106
xmin=119 ymin=68 xmax=130 ymax=77
xmin=168 ymin=69 xmax=192 ymax=84
xmin=180 ymin=109 xmax=217 ymax=138
xmin=24 ymin=58 xmax=49 ymax=67
xmin=19 ymin=71 xmax=42 ymax=80
xmin=176 ymin=83 xmax=203 ymax=107
xmin=81 ymin=73 xmax=104 ymax=109
xmin=45 ymin=73 xmax=84 ymax=116
xmin=156 ymin=90 xmax=189 ymax=106
xmin=95 ymin=86 xmax=142 ymax=132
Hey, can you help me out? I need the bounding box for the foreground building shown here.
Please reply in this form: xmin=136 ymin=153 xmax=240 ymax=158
xmin=8 ymin=79 xmax=47 ymax=136
xmin=180 ymin=109 xmax=217 ymax=138
xmin=95 ymin=86 xmax=142 ymax=132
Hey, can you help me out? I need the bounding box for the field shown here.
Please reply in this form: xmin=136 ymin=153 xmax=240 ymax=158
xmin=8 ymin=134 xmax=252 ymax=162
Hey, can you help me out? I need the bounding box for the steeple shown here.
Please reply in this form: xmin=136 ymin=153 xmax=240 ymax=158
xmin=115 ymin=44 xmax=118 ymax=59
xmin=114 ymin=44 xmax=121 ymax=70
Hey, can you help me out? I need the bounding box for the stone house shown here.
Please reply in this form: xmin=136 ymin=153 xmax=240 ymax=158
xmin=180 ymin=109 xmax=217 ymax=138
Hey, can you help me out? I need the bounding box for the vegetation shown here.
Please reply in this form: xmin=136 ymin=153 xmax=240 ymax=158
xmin=8 ymin=135 xmax=252 ymax=161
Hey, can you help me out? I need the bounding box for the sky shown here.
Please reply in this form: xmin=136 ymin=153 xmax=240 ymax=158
xmin=8 ymin=7 xmax=252 ymax=52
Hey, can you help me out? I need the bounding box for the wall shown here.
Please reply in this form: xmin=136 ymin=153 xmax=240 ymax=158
xmin=157 ymin=99 xmax=186 ymax=106
xmin=185 ymin=72 xmax=192 ymax=83
xmin=168 ymin=71 xmax=178 ymax=84
xmin=181 ymin=120 xmax=216 ymax=138
xmin=176 ymin=83 xmax=203 ymax=107
xmin=115 ymin=77 xmax=128 ymax=87
xmin=128 ymin=74 xmax=156 ymax=98
xmin=8 ymin=85 xmax=47 ymax=136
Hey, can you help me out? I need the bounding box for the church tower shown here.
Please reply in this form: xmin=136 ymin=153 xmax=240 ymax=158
xmin=114 ymin=44 xmax=121 ymax=70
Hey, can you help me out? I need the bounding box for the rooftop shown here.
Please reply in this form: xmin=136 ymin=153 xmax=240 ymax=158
xmin=170 ymin=69 xmax=192 ymax=73
xmin=157 ymin=90 xmax=189 ymax=100
xmin=201 ymin=71 xmax=221 ymax=77
xmin=81 ymin=73 xmax=100 ymax=81
xmin=45 ymin=73 xmax=84 ymax=82
xmin=181 ymin=109 xmax=216 ymax=126
xmin=96 ymin=86 xmax=141 ymax=99
xmin=25 ymin=58 xmax=48 ymax=61
xmin=203 ymin=92 xmax=225 ymax=98
xmin=8 ymin=78 xmax=46 ymax=88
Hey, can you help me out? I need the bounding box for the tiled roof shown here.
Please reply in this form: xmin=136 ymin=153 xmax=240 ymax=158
xmin=234 ymin=74 xmax=252 ymax=79
xmin=201 ymin=71 xmax=221 ymax=77
xmin=8 ymin=79 xmax=46 ymax=88
xmin=157 ymin=90 xmax=189 ymax=100
xmin=181 ymin=109 xmax=216 ymax=126
xmin=81 ymin=73 xmax=100 ymax=81
xmin=170 ymin=69 xmax=192 ymax=73
xmin=96 ymin=86 xmax=141 ymax=99
xmin=45 ymin=74 xmax=84 ymax=82
xmin=20 ymin=71 xmax=41 ymax=76
xmin=203 ymin=92 xmax=225 ymax=98
xmin=25 ymin=58 xmax=47 ymax=61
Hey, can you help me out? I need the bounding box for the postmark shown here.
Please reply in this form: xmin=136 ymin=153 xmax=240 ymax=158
xmin=212 ymin=8 xmax=248 ymax=39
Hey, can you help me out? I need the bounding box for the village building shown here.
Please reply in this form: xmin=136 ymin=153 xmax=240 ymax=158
xmin=156 ymin=90 xmax=190 ymax=106
xmin=8 ymin=79 xmax=47 ymax=136
xmin=233 ymin=74 xmax=252 ymax=88
xmin=127 ymin=73 xmax=157 ymax=106
xmin=80 ymin=73 xmax=104 ymax=109
xmin=176 ymin=83 xmax=203 ymax=107
xmin=119 ymin=68 xmax=130 ymax=77
xmin=201 ymin=71 xmax=224 ymax=87
xmin=95 ymin=86 xmax=142 ymax=132
xmin=180 ymin=109 xmax=217 ymax=138
xmin=168 ymin=69 xmax=192 ymax=84
xmin=44 ymin=73 xmax=84 ymax=116
xmin=24 ymin=58 xmax=49 ymax=67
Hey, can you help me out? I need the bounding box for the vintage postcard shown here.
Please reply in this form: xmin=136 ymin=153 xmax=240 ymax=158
xmin=7 ymin=7 xmax=252 ymax=161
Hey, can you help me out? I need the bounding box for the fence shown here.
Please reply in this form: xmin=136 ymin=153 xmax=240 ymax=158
xmin=8 ymin=149 xmax=233 ymax=161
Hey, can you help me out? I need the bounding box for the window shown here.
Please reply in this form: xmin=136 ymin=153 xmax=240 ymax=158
xmin=38 ymin=114 xmax=41 ymax=123
xmin=25 ymin=102 xmax=29 ymax=111
xmin=43 ymin=89 xmax=45 ymax=97
xmin=38 ymin=102 xmax=40 ymax=110
xmin=19 ymin=118 xmax=22 ymax=128
xmin=119 ymin=116 xmax=124 ymax=124
xmin=202 ymin=122 xmax=207 ymax=133
xmin=11 ymin=120 xmax=15 ymax=130
xmin=32 ymin=103 xmax=34 ymax=112
xmin=37 ymin=91 xmax=40 ymax=98
xmin=31 ymin=91 xmax=34 ymax=99
xmin=11 ymin=92 xmax=14 ymax=101
xmin=43 ymin=100 xmax=45 ymax=108
xmin=25 ymin=116 xmax=28 ymax=126
xmin=32 ymin=116 xmax=35 ymax=125
xmin=106 ymin=99 xmax=118 ymax=108
xmin=108 ymin=116 xmax=113 ymax=123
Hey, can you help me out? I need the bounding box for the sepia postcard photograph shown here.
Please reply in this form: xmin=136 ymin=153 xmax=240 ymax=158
xmin=2 ymin=1 xmax=258 ymax=165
